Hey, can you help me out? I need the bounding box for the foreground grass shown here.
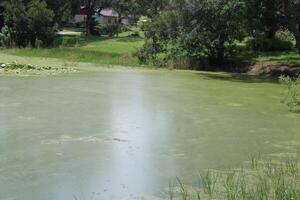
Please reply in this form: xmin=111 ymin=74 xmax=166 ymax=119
xmin=1 ymin=31 xmax=144 ymax=67
xmin=170 ymin=153 xmax=300 ymax=200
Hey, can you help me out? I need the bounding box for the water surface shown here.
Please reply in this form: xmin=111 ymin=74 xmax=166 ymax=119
xmin=0 ymin=70 xmax=299 ymax=200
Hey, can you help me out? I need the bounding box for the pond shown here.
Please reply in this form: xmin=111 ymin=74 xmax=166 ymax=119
xmin=0 ymin=70 xmax=299 ymax=200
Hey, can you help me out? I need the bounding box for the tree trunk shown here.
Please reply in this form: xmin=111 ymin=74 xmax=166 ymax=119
xmin=295 ymin=33 xmax=300 ymax=54
xmin=216 ymin=49 xmax=225 ymax=65
xmin=118 ymin=12 xmax=122 ymax=24
xmin=265 ymin=0 xmax=277 ymax=39
xmin=85 ymin=0 xmax=95 ymax=36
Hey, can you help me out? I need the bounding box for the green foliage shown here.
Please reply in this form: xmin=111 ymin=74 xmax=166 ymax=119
xmin=137 ymin=16 xmax=151 ymax=31
xmin=182 ymin=0 xmax=246 ymax=64
xmin=275 ymin=29 xmax=296 ymax=44
xmin=45 ymin=0 xmax=73 ymax=27
xmin=279 ymin=75 xmax=300 ymax=112
xmin=0 ymin=25 xmax=14 ymax=47
xmin=93 ymin=24 xmax=120 ymax=37
xmin=129 ymin=31 xmax=140 ymax=37
xmin=246 ymin=37 xmax=294 ymax=52
xmin=247 ymin=29 xmax=295 ymax=52
xmin=27 ymin=0 xmax=56 ymax=46
xmin=245 ymin=0 xmax=282 ymax=39
xmin=119 ymin=25 xmax=131 ymax=32
xmin=138 ymin=10 xmax=181 ymax=65
xmin=4 ymin=0 xmax=30 ymax=47
xmin=134 ymin=40 xmax=157 ymax=63
xmin=3 ymin=0 xmax=57 ymax=47
xmin=140 ymin=0 xmax=246 ymax=67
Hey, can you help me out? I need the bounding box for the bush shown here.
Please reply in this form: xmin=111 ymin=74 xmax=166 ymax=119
xmin=137 ymin=16 xmax=151 ymax=31
xmin=53 ymin=36 xmax=83 ymax=47
xmin=247 ymin=37 xmax=294 ymax=52
xmin=135 ymin=45 xmax=151 ymax=64
xmin=0 ymin=25 xmax=14 ymax=47
xmin=93 ymin=24 xmax=120 ymax=37
xmin=279 ymin=75 xmax=300 ymax=112
xmin=135 ymin=40 xmax=164 ymax=64
xmin=119 ymin=25 xmax=131 ymax=32
xmin=130 ymin=31 xmax=140 ymax=37
xmin=275 ymin=29 xmax=295 ymax=44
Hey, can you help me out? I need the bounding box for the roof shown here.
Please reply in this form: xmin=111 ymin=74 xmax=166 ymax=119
xmin=78 ymin=7 xmax=93 ymax=15
xmin=99 ymin=8 xmax=119 ymax=17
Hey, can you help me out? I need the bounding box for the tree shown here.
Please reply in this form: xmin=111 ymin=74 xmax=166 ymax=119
xmin=0 ymin=1 xmax=4 ymax=28
xmin=45 ymin=0 xmax=73 ymax=27
xmin=184 ymin=0 xmax=246 ymax=64
xmin=245 ymin=0 xmax=282 ymax=39
xmin=81 ymin=0 xmax=111 ymax=36
xmin=141 ymin=0 xmax=246 ymax=66
xmin=284 ymin=0 xmax=300 ymax=53
xmin=4 ymin=0 xmax=31 ymax=47
xmin=112 ymin=0 xmax=136 ymax=24
xmin=3 ymin=0 xmax=57 ymax=47
xmin=27 ymin=0 xmax=56 ymax=46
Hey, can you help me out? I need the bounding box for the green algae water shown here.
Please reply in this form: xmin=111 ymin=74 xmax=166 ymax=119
xmin=0 ymin=70 xmax=300 ymax=200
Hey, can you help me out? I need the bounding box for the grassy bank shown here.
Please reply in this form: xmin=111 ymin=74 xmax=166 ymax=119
xmin=1 ymin=31 xmax=144 ymax=67
xmin=1 ymin=31 xmax=300 ymax=72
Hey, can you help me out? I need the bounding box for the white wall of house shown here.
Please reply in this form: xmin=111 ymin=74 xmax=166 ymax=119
xmin=121 ymin=18 xmax=129 ymax=25
xmin=97 ymin=16 xmax=118 ymax=24
xmin=74 ymin=15 xmax=86 ymax=23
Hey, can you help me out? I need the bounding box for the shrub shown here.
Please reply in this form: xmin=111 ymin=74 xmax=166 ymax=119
xmin=247 ymin=37 xmax=294 ymax=52
xmin=53 ymin=36 xmax=83 ymax=47
xmin=275 ymin=29 xmax=295 ymax=44
xmin=279 ymin=75 xmax=300 ymax=112
xmin=137 ymin=16 xmax=151 ymax=31
xmin=135 ymin=44 xmax=151 ymax=64
xmin=119 ymin=25 xmax=131 ymax=32
xmin=130 ymin=31 xmax=140 ymax=37
xmin=93 ymin=24 xmax=120 ymax=37
xmin=0 ymin=25 xmax=14 ymax=47
xmin=135 ymin=40 xmax=164 ymax=64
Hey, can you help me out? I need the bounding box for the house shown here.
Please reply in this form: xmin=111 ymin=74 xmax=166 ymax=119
xmin=74 ymin=7 xmax=135 ymax=25
xmin=96 ymin=8 xmax=119 ymax=24
xmin=74 ymin=7 xmax=91 ymax=24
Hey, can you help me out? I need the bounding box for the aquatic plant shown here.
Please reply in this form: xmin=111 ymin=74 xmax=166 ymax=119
xmin=0 ymin=62 xmax=78 ymax=74
xmin=279 ymin=75 xmax=300 ymax=112
xmin=170 ymin=153 xmax=300 ymax=200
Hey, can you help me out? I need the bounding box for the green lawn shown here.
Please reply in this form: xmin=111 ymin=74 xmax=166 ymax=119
xmin=235 ymin=41 xmax=300 ymax=66
xmin=1 ymin=31 xmax=144 ymax=67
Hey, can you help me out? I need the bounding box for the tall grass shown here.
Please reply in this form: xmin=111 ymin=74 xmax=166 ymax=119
xmin=170 ymin=153 xmax=300 ymax=200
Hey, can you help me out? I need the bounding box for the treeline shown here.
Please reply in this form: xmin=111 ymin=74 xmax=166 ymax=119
xmin=1 ymin=0 xmax=300 ymax=67
xmin=138 ymin=0 xmax=300 ymax=66
xmin=0 ymin=0 xmax=166 ymax=47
